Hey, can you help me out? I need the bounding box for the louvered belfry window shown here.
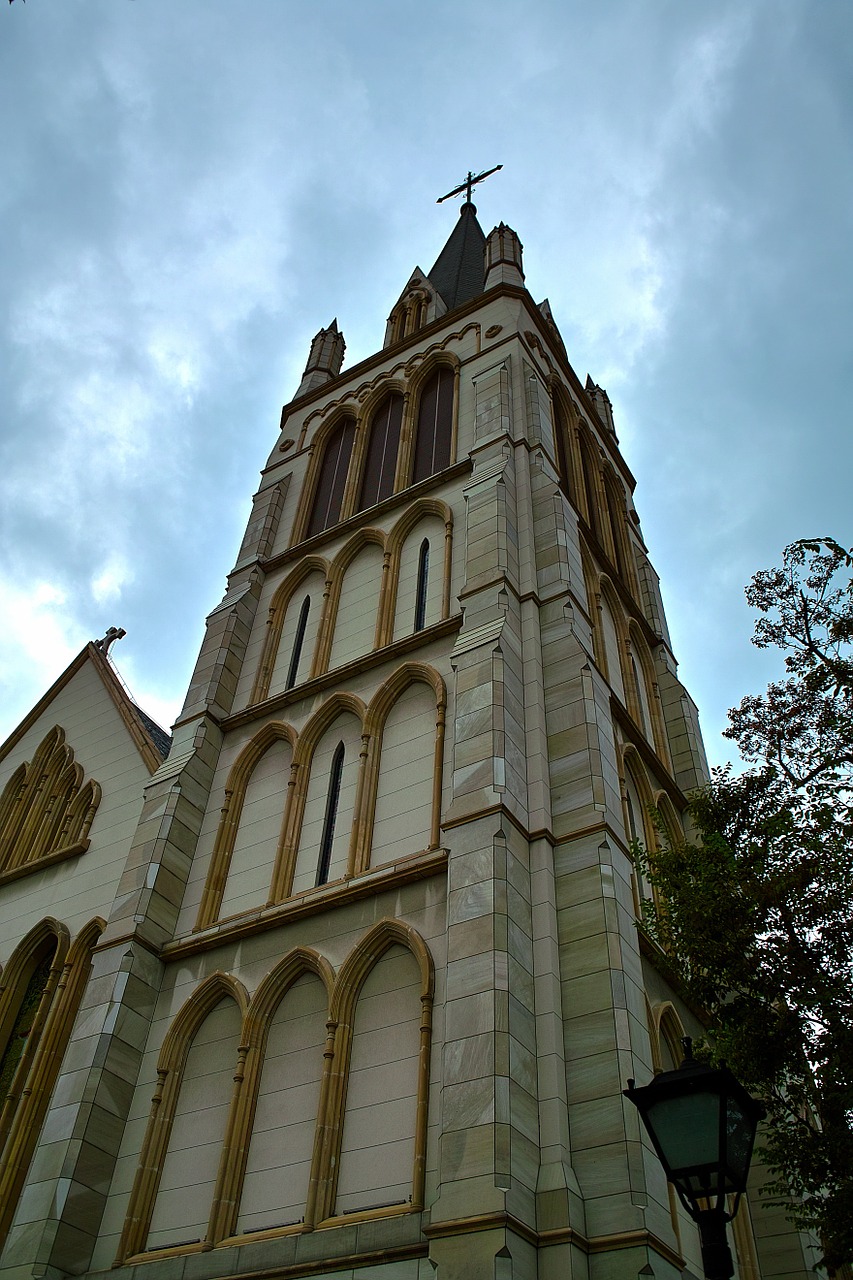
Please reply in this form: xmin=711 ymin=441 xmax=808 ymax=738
xmin=358 ymin=393 xmax=403 ymax=511
xmin=307 ymin=416 xmax=356 ymax=538
xmin=412 ymin=366 xmax=454 ymax=484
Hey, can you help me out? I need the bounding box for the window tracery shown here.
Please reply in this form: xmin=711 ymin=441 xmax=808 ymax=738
xmin=0 ymin=726 xmax=100 ymax=878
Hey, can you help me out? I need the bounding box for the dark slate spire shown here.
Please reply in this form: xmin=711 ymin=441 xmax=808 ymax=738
xmin=427 ymin=202 xmax=486 ymax=312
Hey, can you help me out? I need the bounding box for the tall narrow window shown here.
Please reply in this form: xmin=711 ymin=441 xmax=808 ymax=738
xmin=414 ymin=539 xmax=430 ymax=632
xmin=580 ymin=439 xmax=604 ymax=545
xmin=553 ymin=397 xmax=574 ymax=500
xmin=307 ymin=417 xmax=356 ymax=538
xmin=412 ymin=366 xmax=454 ymax=484
xmin=358 ymin=394 xmax=403 ymax=511
xmin=285 ymin=595 xmax=311 ymax=690
xmin=315 ymin=742 xmax=345 ymax=887
xmin=630 ymin=654 xmax=649 ymax=735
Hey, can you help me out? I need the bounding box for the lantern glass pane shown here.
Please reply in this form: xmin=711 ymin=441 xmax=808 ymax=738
xmin=725 ymin=1097 xmax=754 ymax=1186
xmin=646 ymin=1091 xmax=721 ymax=1173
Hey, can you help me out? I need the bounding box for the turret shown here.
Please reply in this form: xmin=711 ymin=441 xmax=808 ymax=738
xmin=295 ymin=319 xmax=345 ymax=398
xmin=484 ymin=222 xmax=524 ymax=290
xmin=585 ymin=374 xmax=616 ymax=435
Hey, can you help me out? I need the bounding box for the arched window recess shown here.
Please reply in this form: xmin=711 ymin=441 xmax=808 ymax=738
xmin=550 ymin=387 xmax=580 ymax=504
xmin=305 ymin=415 xmax=357 ymax=540
xmin=356 ymin=392 xmax=404 ymax=513
xmin=409 ymin=363 xmax=456 ymax=485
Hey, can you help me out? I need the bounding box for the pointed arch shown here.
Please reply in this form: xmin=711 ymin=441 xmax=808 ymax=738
xmin=315 ymin=528 xmax=387 ymax=674
xmin=359 ymin=664 xmax=446 ymax=870
xmin=250 ymin=556 xmax=330 ymax=704
xmin=196 ymin=723 xmax=298 ymax=930
xmin=0 ymin=916 xmax=103 ymax=1247
xmin=620 ymin=744 xmax=662 ymax=918
xmin=313 ymin=921 xmax=433 ymax=1222
xmin=598 ymin=574 xmax=629 ymax=703
xmin=577 ymin=425 xmax=609 ymax=548
xmin=331 ymin=918 xmax=434 ymax=1022
xmin=0 ymin=763 xmax=26 ymax=852
xmin=654 ymin=1002 xmax=688 ymax=1073
xmin=207 ymin=948 xmax=335 ymax=1242
xmin=0 ymin=919 xmax=68 ymax=1150
xmin=381 ymin=498 xmax=453 ymax=643
xmin=293 ymin=693 xmax=367 ymax=770
xmin=160 ymin=973 xmax=250 ymax=1074
xmin=269 ymin=693 xmax=367 ymax=902
xmin=602 ymin=466 xmax=637 ymax=594
xmin=0 ymin=726 xmax=101 ymax=876
xmin=387 ymin=286 xmax=433 ymax=347
xmin=117 ymin=973 xmax=249 ymax=1261
xmin=351 ymin=380 xmax=407 ymax=515
xmin=620 ymin=744 xmax=657 ymax=849
xmin=647 ymin=1000 xmax=708 ymax=1272
xmin=653 ymin=791 xmax=684 ymax=850
xmin=579 ymin=541 xmax=605 ymax=671
xmin=292 ymin=410 xmax=358 ymax=546
xmin=403 ymin=355 xmax=459 ymax=486
xmin=550 ymin=382 xmax=581 ymax=506
xmin=247 ymin=947 xmax=335 ymax=1034
xmin=628 ymin=621 xmax=670 ymax=765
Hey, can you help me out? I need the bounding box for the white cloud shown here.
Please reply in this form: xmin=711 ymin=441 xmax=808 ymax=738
xmin=91 ymin=552 xmax=133 ymax=605
xmin=0 ymin=577 xmax=83 ymax=733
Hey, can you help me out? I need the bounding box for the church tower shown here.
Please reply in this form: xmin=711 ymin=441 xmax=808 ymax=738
xmin=0 ymin=197 xmax=819 ymax=1280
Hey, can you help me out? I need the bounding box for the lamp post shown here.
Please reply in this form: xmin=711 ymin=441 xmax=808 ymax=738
xmin=624 ymin=1038 xmax=766 ymax=1280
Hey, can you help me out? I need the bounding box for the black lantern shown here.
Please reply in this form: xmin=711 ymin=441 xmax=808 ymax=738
xmin=624 ymin=1038 xmax=766 ymax=1280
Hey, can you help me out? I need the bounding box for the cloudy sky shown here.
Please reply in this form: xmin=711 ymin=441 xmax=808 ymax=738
xmin=1 ymin=0 xmax=851 ymax=768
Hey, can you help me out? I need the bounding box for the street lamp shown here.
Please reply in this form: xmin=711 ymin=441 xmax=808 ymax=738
xmin=624 ymin=1037 xmax=766 ymax=1280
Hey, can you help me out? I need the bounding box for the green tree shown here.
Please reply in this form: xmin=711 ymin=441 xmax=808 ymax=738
xmin=636 ymin=538 xmax=853 ymax=1272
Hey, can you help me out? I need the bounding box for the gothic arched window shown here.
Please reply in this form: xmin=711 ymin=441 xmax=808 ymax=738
xmin=316 ymin=742 xmax=345 ymax=887
xmin=412 ymin=366 xmax=454 ymax=484
xmin=579 ymin=436 xmax=604 ymax=545
xmin=0 ymin=726 xmax=100 ymax=877
xmin=285 ymin=596 xmax=311 ymax=691
xmin=553 ymin=396 xmax=575 ymax=501
xmin=358 ymin=393 xmax=403 ymax=512
xmin=414 ymin=539 xmax=430 ymax=632
xmin=0 ymin=944 xmax=55 ymax=1113
xmin=0 ymin=918 xmax=102 ymax=1249
xmin=307 ymin=416 xmax=356 ymax=538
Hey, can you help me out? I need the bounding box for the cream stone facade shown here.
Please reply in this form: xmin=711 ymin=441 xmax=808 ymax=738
xmin=0 ymin=204 xmax=820 ymax=1280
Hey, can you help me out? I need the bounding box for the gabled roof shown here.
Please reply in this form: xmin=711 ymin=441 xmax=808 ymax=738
xmin=427 ymin=201 xmax=486 ymax=311
xmin=0 ymin=643 xmax=171 ymax=775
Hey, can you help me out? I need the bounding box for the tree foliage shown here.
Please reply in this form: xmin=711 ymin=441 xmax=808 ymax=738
xmin=636 ymin=538 xmax=853 ymax=1272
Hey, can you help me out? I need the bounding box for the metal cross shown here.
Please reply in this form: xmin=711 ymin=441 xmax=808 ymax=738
xmin=437 ymin=164 xmax=503 ymax=205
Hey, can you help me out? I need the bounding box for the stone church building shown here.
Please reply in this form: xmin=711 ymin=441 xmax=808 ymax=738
xmin=0 ymin=200 xmax=818 ymax=1280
